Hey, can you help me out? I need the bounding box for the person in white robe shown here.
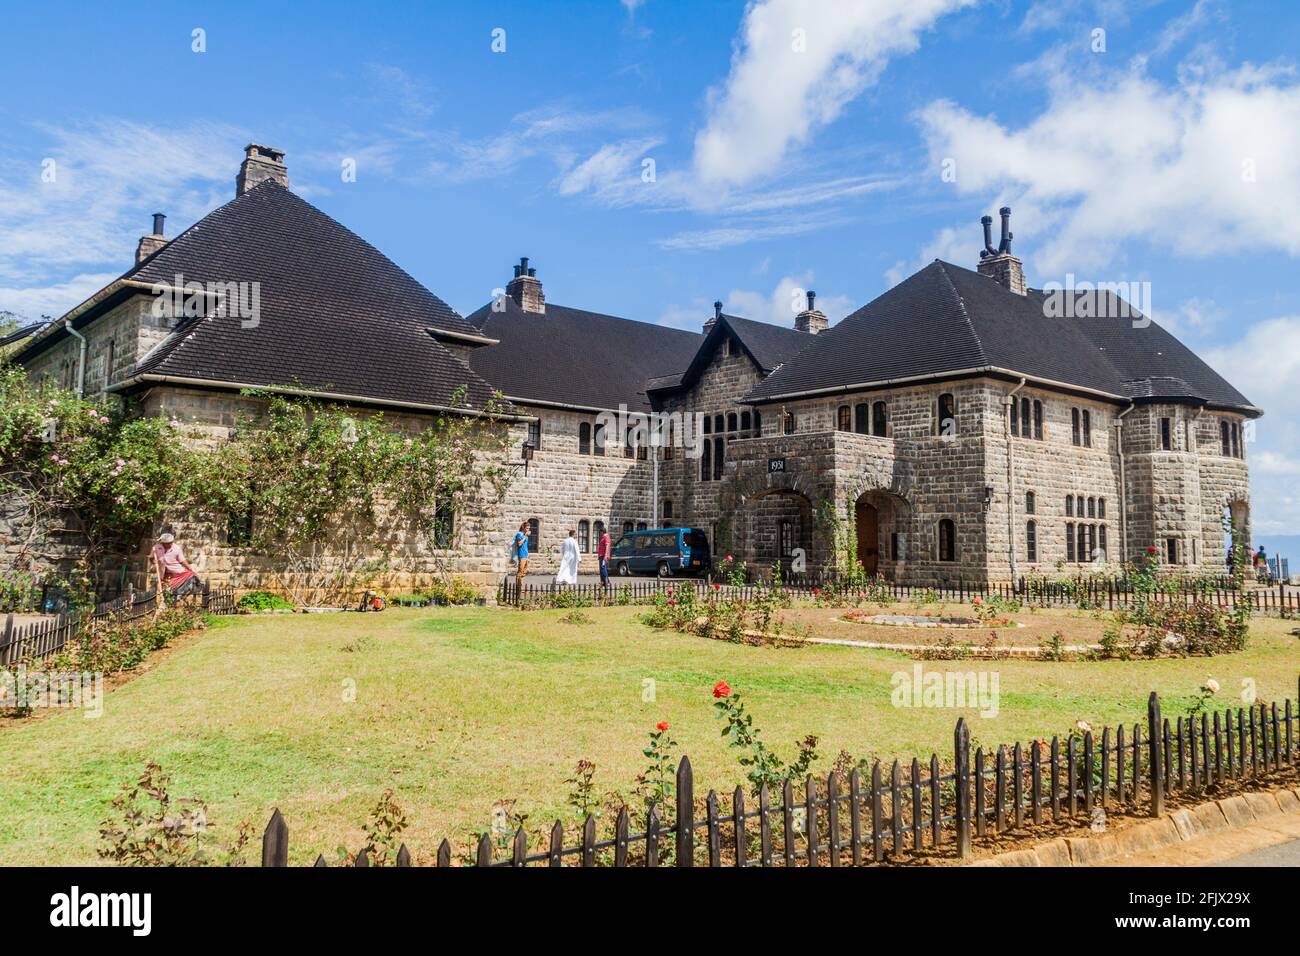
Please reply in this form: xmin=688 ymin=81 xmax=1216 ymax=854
xmin=555 ymin=529 xmax=580 ymax=585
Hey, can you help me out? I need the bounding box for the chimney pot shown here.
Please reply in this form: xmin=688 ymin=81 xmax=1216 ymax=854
xmin=807 ymin=290 xmax=816 ymax=311
xmin=152 ymin=212 xmax=166 ymax=236
xmin=236 ymin=143 xmax=289 ymax=196
xmin=714 ymin=301 xmax=723 ymax=320
xmin=977 ymin=207 xmax=1026 ymax=295
xmin=505 ymin=256 xmax=545 ymax=314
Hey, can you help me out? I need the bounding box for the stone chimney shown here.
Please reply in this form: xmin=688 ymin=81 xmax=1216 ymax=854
xmin=236 ymin=143 xmax=289 ymax=196
xmin=977 ymin=207 xmax=1026 ymax=295
xmin=794 ymin=290 xmax=828 ymax=334
xmin=134 ymin=212 xmax=167 ymax=265
xmin=505 ymin=257 xmax=546 ymax=314
xmin=703 ymin=300 xmax=723 ymax=335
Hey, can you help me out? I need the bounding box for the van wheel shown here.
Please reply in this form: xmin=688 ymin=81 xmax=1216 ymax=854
xmin=657 ymin=562 xmax=673 ymax=579
xmin=616 ymin=562 xmax=630 ymax=577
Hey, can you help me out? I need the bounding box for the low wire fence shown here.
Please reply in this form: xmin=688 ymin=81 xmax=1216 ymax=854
xmin=259 ymin=678 xmax=1300 ymax=866
xmin=498 ymin=575 xmax=1300 ymax=615
xmin=0 ymin=582 xmax=236 ymax=666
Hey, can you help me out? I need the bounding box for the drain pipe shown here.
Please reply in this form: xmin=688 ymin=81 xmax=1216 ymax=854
xmin=1115 ymin=403 xmax=1135 ymax=566
xmin=65 ymin=323 xmax=88 ymax=398
xmin=1005 ymin=377 xmax=1027 ymax=585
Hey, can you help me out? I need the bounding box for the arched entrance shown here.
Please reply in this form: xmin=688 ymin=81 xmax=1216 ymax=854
xmin=734 ymin=489 xmax=817 ymax=576
xmin=852 ymin=489 xmax=912 ymax=582
xmin=855 ymin=499 xmax=879 ymax=576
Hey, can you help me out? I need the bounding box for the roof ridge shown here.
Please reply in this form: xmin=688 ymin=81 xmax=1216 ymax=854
xmin=933 ymin=260 xmax=990 ymax=368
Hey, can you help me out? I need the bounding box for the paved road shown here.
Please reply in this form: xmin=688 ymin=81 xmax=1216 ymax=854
xmin=1217 ymin=836 xmax=1300 ymax=866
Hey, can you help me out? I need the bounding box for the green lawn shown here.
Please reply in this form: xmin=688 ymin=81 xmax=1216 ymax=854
xmin=1 ymin=604 xmax=1296 ymax=865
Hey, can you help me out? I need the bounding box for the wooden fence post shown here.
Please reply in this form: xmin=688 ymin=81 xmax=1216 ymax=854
xmin=954 ymin=718 xmax=971 ymax=858
xmin=262 ymin=809 xmax=289 ymax=866
xmin=1148 ymin=692 xmax=1164 ymax=817
xmin=1 ymin=612 xmax=12 ymax=667
xmin=675 ymin=756 xmax=693 ymax=866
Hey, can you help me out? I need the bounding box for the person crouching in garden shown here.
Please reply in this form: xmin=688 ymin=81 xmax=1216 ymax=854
xmin=152 ymin=531 xmax=202 ymax=604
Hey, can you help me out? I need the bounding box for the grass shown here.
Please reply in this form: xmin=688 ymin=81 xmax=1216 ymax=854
xmin=0 ymin=603 xmax=1296 ymax=865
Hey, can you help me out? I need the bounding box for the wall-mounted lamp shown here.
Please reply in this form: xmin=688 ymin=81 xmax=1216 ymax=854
xmin=522 ymin=441 xmax=535 ymax=477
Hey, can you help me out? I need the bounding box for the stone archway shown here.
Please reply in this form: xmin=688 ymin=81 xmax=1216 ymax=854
xmin=852 ymin=489 xmax=912 ymax=582
xmin=736 ymin=488 xmax=817 ymax=576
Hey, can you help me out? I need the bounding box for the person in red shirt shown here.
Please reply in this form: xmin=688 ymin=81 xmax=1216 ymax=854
xmin=152 ymin=531 xmax=199 ymax=601
xmin=596 ymin=524 xmax=612 ymax=585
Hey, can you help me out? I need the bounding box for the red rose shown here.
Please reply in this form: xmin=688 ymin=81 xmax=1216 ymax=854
xmin=1148 ymin=546 xmax=1158 ymax=554
xmin=666 ymin=586 xmax=674 ymax=595
xmin=812 ymin=587 xmax=821 ymax=595
xmin=713 ymin=680 xmax=731 ymax=699
xmin=656 ymin=721 xmax=669 ymax=732
xmin=726 ymin=555 xmax=733 ymax=562
xmin=973 ymin=597 xmax=982 ymax=605
xmin=668 ymin=599 xmax=676 ymax=606
xmin=713 ymin=583 xmax=721 ymax=590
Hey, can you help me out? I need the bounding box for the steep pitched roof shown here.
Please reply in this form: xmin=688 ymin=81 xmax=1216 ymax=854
xmin=62 ymin=182 xmax=505 ymax=413
xmin=465 ymin=296 xmax=702 ymax=411
xmin=647 ymin=313 xmax=815 ymax=396
xmin=745 ymin=260 xmax=1257 ymax=413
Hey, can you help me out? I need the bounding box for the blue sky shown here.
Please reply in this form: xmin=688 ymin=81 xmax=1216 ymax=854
xmin=2 ymin=0 xmax=1298 ymax=539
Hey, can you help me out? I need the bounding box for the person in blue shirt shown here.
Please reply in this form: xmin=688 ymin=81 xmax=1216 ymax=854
xmin=514 ymin=520 xmax=531 ymax=588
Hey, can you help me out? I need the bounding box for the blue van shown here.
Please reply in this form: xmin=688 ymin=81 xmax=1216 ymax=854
xmin=611 ymin=528 xmax=711 ymax=578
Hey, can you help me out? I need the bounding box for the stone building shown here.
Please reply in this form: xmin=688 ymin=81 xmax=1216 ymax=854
xmin=7 ymin=147 xmax=1260 ymax=590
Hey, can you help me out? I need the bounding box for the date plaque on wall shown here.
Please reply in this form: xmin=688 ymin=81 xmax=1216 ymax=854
xmin=768 ymin=458 xmax=786 ymax=473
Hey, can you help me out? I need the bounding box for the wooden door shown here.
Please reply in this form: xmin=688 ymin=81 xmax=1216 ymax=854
xmin=855 ymin=501 xmax=879 ymax=576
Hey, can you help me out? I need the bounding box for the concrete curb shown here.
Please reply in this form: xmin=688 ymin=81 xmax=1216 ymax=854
xmin=968 ymin=784 xmax=1300 ymax=867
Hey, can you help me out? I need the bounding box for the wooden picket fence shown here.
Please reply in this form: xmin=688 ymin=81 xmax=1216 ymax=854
xmin=259 ymin=677 xmax=1300 ymax=866
xmin=499 ymin=575 xmax=1300 ymax=616
xmin=0 ymin=582 xmax=236 ymax=665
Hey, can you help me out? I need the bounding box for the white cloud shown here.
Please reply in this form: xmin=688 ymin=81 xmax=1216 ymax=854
xmin=1204 ymin=316 xmax=1300 ymax=533
xmin=0 ymin=272 xmax=118 ymax=321
xmin=693 ymin=0 xmax=974 ymax=187
xmin=658 ymin=274 xmax=851 ymax=332
xmin=916 ymin=61 xmax=1300 ymax=274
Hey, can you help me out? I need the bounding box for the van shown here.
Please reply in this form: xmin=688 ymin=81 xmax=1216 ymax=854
xmin=610 ymin=528 xmax=711 ymax=578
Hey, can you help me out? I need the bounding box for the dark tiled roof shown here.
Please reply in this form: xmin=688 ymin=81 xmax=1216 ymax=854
xmin=648 ymin=313 xmax=815 ymax=396
xmin=466 ymin=296 xmax=702 ymax=411
xmin=124 ymin=182 xmax=504 ymax=412
xmin=0 ymin=321 xmax=46 ymax=348
xmin=745 ymin=260 xmax=1256 ymax=412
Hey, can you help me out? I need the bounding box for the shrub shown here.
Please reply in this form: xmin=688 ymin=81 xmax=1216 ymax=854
xmin=236 ymin=590 xmax=294 ymax=612
xmin=98 ymin=763 xmax=253 ymax=866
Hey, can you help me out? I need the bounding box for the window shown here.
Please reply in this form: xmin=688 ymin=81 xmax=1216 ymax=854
xmin=1087 ymin=524 xmax=1097 ymax=562
xmin=578 ymin=520 xmax=590 ymax=553
xmin=872 ymin=401 xmax=887 ymax=437
xmin=104 ymin=338 xmax=115 ymax=388
xmin=623 ymin=521 xmax=634 ymax=535
xmin=227 ymin=508 xmax=253 ymax=547
xmin=753 ymin=411 xmax=762 ymax=434
xmin=1021 ymin=397 xmax=1031 ymax=439
xmin=855 ymin=403 xmax=870 ymax=434
xmin=778 ymin=520 xmax=793 ymax=559
xmin=890 ymin=532 xmax=901 ymax=561
xmin=937 ymin=393 xmax=956 ymax=438
xmin=594 ymin=423 xmax=606 ymax=456
xmin=704 ymin=416 xmax=712 ymax=435
xmin=727 ymin=337 xmax=738 ymax=356
xmin=1097 ymin=497 xmax=1106 ymax=519
xmin=662 ymin=500 xmax=673 ymax=524
xmin=1165 ymin=537 xmax=1178 ymax=565
xmin=1098 ymin=525 xmax=1108 ymax=561
xmin=1010 ymin=399 xmax=1019 ymax=436
xmin=636 ymin=521 xmax=648 ymax=531
xmin=727 ymin=412 xmax=738 ymax=432
xmin=700 ymin=441 xmax=711 ymax=481
xmin=1160 ymin=417 xmax=1171 ymax=451
xmin=433 ymin=505 xmax=455 ymax=549
xmin=837 ymin=405 xmax=851 ymax=431
xmin=1082 ymin=410 xmax=1092 ymax=448
xmin=782 ymin=411 xmax=796 ymax=435
xmin=1066 ymin=496 xmax=1074 ymax=517
xmin=741 ymin=411 xmax=751 ymax=431
xmin=625 ymin=426 xmax=635 ymax=459
xmin=1071 ymin=408 xmax=1081 ymax=446
xmin=1231 ymin=423 xmax=1241 ymax=458
xmin=663 ymin=422 xmax=674 ymax=460
xmin=527 ymin=518 xmax=540 ymax=552
xmin=1026 ymin=520 xmax=1038 ymax=562
xmin=1066 ymin=522 xmax=1076 ymax=562
xmin=937 ymin=519 xmax=956 ymax=562
xmin=528 ymin=419 xmax=542 ymax=451
xmin=1075 ymin=495 xmax=1084 ymax=517
xmin=1025 ymin=491 xmax=1036 ymax=514
xmin=714 ymin=414 xmax=724 ymax=434
xmin=1221 ymin=420 xmax=1230 ymax=456
xmin=1033 ymin=400 xmax=1043 ymax=440
xmin=1087 ymin=497 xmax=1096 ymax=519
xmin=713 ymin=437 xmax=724 ymax=480
xmin=579 ymin=422 xmax=592 ymax=455
xmin=1077 ymin=524 xmax=1087 ymax=563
